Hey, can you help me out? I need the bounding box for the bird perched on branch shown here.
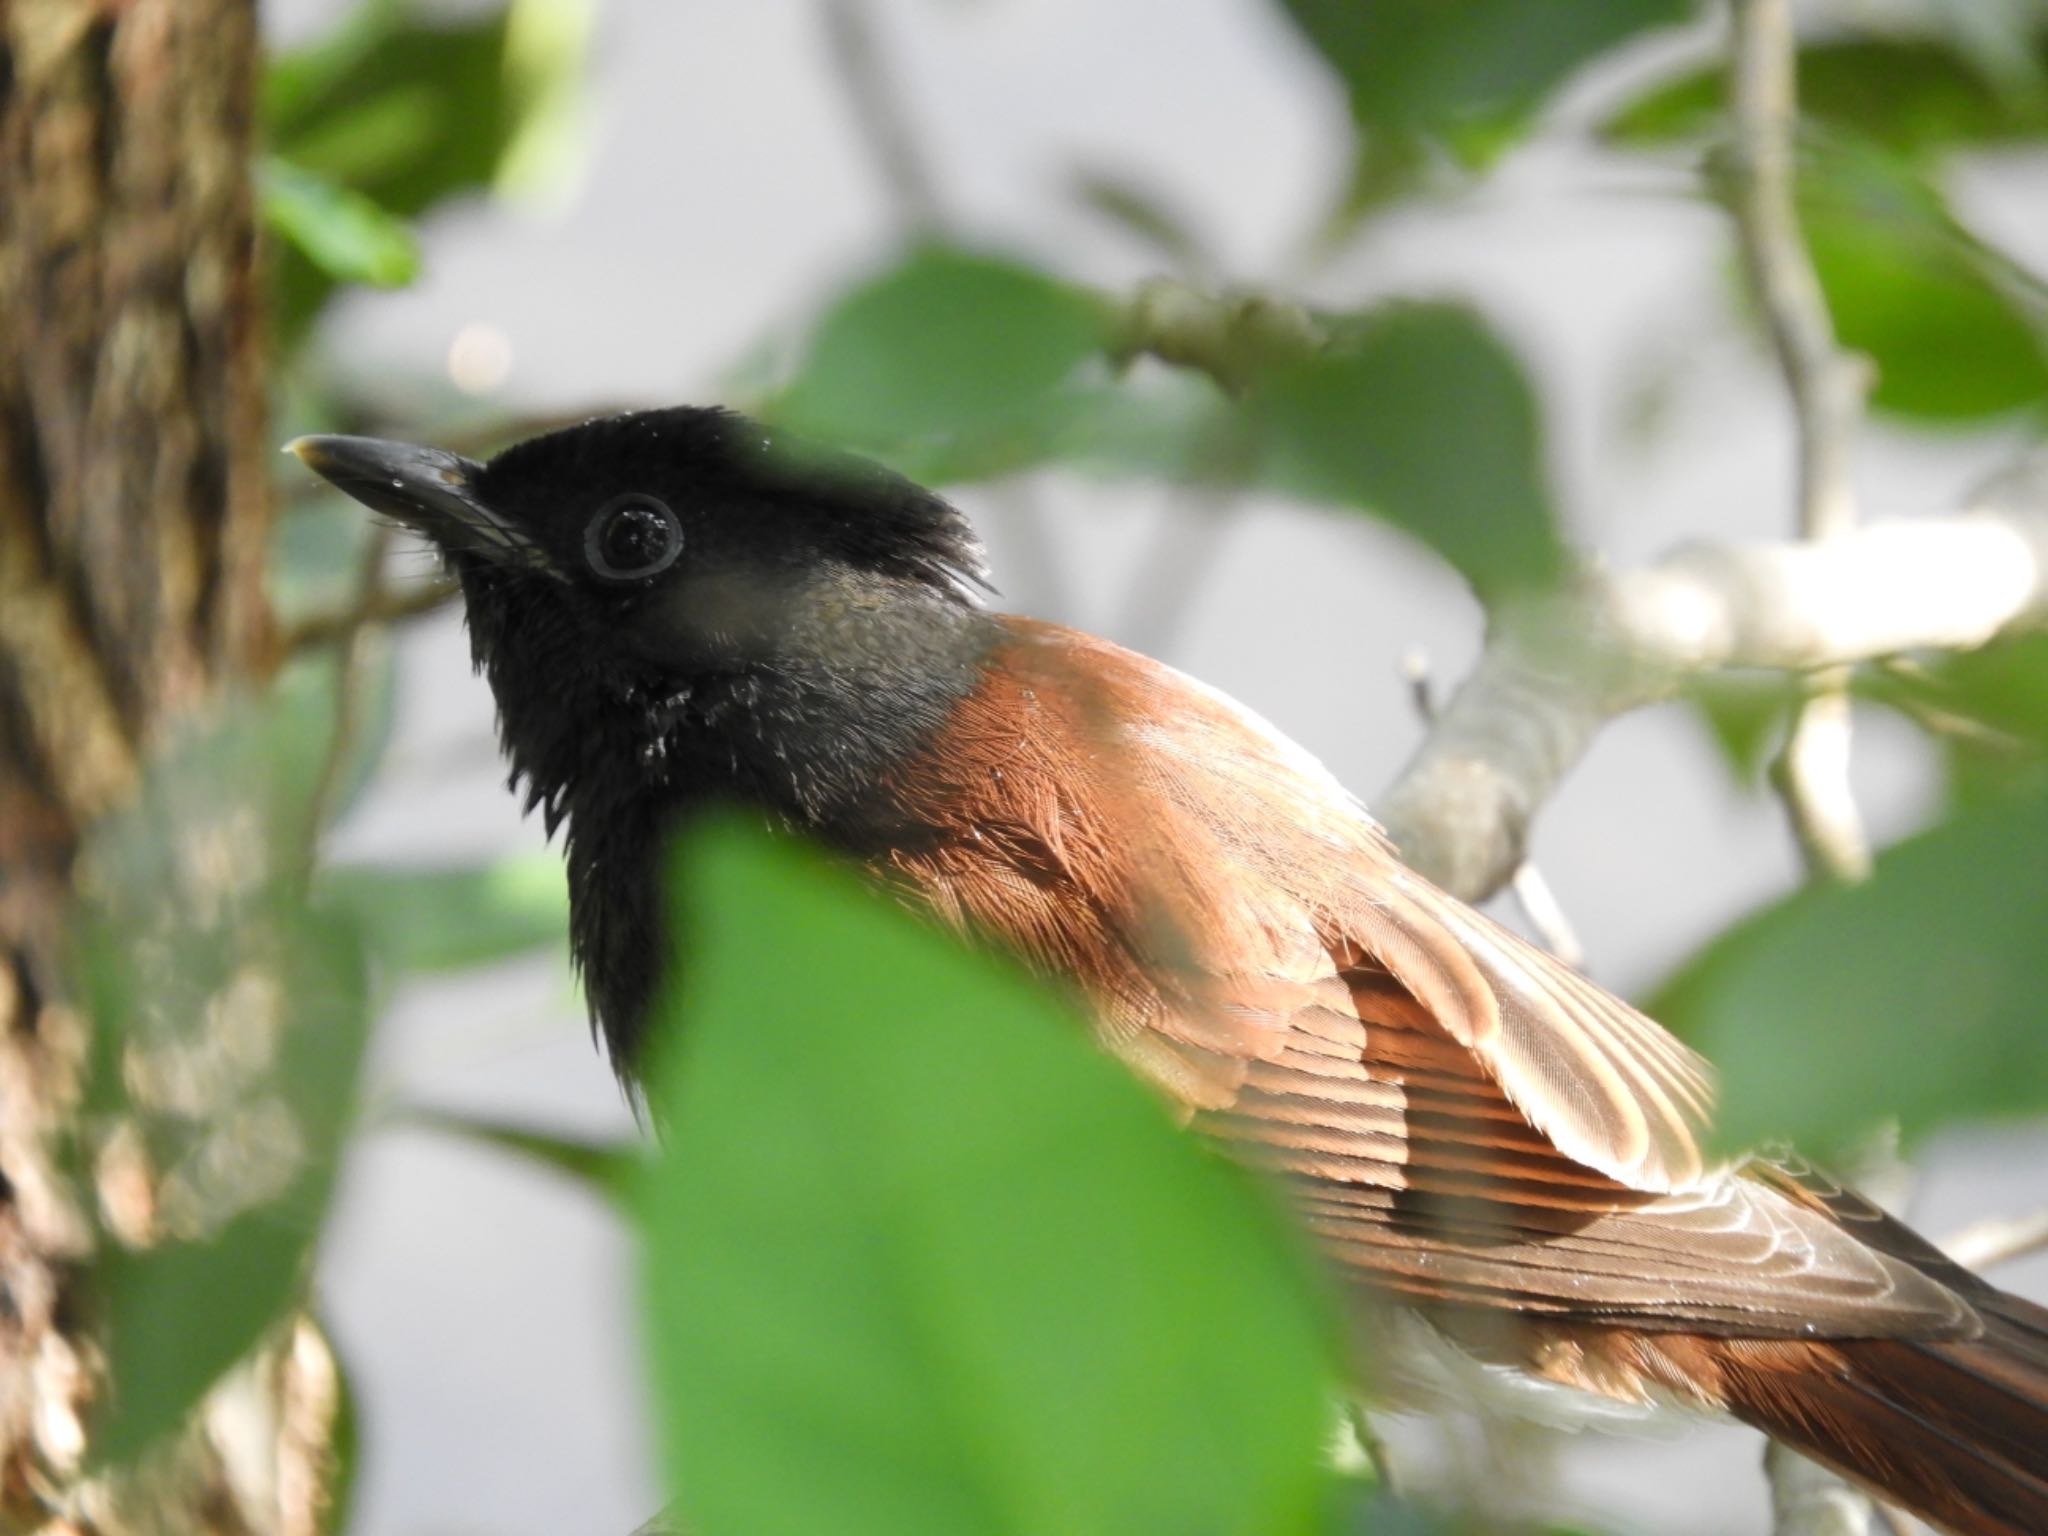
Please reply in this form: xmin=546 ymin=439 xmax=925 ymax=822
xmin=294 ymin=407 xmax=2048 ymax=1536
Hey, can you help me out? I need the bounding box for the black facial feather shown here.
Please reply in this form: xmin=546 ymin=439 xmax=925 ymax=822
xmin=474 ymin=405 xmax=993 ymax=599
xmin=301 ymin=406 xmax=1002 ymax=1071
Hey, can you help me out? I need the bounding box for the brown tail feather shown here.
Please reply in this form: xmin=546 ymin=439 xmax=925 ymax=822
xmin=1708 ymin=1289 xmax=2048 ymax=1536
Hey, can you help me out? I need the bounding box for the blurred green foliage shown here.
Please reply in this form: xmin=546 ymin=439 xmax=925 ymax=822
xmin=73 ymin=703 xmax=371 ymax=1464
xmin=1797 ymin=140 xmax=2048 ymax=421
xmin=1664 ymin=629 xmax=2048 ymax=1155
xmin=76 ymin=0 xmax=2048 ymax=1527
xmin=263 ymin=0 xmax=593 ymax=348
xmin=771 ymin=246 xmax=1113 ymax=448
xmin=320 ymin=851 xmax=569 ymax=978
xmin=1604 ymin=25 xmax=2048 ymax=426
xmin=1254 ymin=304 xmax=1565 ymax=596
xmin=641 ymin=819 xmax=1341 ymax=1536
xmin=767 ymin=257 xmax=1566 ymax=597
xmin=1281 ymin=0 xmax=1691 ymax=188
xmin=1604 ymin=32 xmax=2048 ymax=159
xmin=1658 ymin=790 xmax=2048 ymax=1156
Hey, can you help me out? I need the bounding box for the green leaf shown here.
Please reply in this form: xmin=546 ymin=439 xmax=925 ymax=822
xmin=1603 ymin=50 xmax=2048 ymax=424
xmin=263 ymin=0 xmax=594 ymax=346
xmin=71 ymin=700 xmax=374 ymax=1464
xmin=98 ymin=1212 xmax=317 ymax=1465
xmin=1253 ymin=302 xmax=1565 ymax=596
xmin=1654 ymin=790 xmax=2048 ymax=1156
xmin=90 ymin=924 xmax=369 ymax=1461
xmin=1800 ymin=147 xmax=2048 ymax=423
xmin=641 ymin=817 xmax=1338 ymax=1536
xmin=1279 ymin=0 xmax=1691 ymax=170
xmin=1603 ymin=35 xmax=2048 ymax=157
xmin=1685 ymin=673 xmax=1800 ymax=786
xmin=1859 ymin=636 xmax=2048 ymax=809
xmin=405 ymin=1107 xmax=637 ymax=1204
xmin=1927 ymin=631 xmax=2048 ymax=746
xmin=321 ymin=852 xmax=569 ymax=975
xmin=770 ymin=245 xmax=1111 ymax=450
xmin=260 ymin=158 xmax=420 ymax=290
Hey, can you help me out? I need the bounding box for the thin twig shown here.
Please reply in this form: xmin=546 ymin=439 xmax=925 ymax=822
xmin=1769 ymin=685 xmax=1867 ymax=881
xmin=299 ymin=523 xmax=394 ymax=879
xmin=1112 ymin=278 xmax=1327 ymax=395
xmin=1939 ymin=1209 xmax=2048 ymax=1272
xmin=1726 ymin=0 xmax=1873 ymax=884
xmin=283 ymin=575 xmax=459 ymax=654
xmin=1726 ymin=1 xmax=1863 ymax=543
xmin=816 ymin=0 xmax=942 ymax=231
xmin=1343 ymin=1402 xmax=1398 ymax=1496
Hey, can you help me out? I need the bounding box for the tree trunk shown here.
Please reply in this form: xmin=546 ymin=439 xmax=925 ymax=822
xmin=0 ymin=3 xmax=332 ymax=1531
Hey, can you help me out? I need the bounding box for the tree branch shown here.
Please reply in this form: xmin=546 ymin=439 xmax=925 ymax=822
xmin=1764 ymin=1442 xmax=1883 ymax=1536
xmin=282 ymin=575 xmax=458 ymax=654
xmin=1111 ymin=278 xmax=1327 ymax=395
xmin=1725 ymin=0 xmax=1874 ymax=885
xmin=299 ymin=523 xmax=394 ymax=878
xmin=1377 ymin=483 xmax=2048 ymax=900
xmin=1401 ymin=647 xmax=1585 ymax=966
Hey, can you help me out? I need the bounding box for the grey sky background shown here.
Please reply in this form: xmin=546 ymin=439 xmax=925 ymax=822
xmin=264 ymin=2 xmax=2048 ymax=1532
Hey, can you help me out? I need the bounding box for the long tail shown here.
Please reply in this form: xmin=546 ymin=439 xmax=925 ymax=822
xmin=1708 ymin=1286 xmax=2048 ymax=1536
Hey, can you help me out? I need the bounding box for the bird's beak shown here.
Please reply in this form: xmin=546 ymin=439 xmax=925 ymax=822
xmin=286 ymin=434 xmax=550 ymax=573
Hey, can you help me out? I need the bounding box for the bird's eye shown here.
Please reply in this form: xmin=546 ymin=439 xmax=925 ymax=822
xmin=585 ymin=495 xmax=683 ymax=581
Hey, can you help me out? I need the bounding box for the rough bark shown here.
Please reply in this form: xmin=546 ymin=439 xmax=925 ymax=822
xmin=0 ymin=3 xmax=332 ymax=1531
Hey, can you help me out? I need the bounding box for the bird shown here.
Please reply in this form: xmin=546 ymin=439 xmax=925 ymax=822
xmin=292 ymin=406 xmax=2048 ymax=1536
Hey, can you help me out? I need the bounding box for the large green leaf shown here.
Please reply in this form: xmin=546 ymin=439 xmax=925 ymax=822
xmin=1801 ymin=146 xmax=2048 ymax=423
xmin=1603 ymin=34 xmax=2048 ymax=158
xmin=321 ymin=851 xmax=569 ymax=976
xmin=769 ymin=245 xmax=1111 ymax=450
xmin=1253 ymin=303 xmax=1566 ymax=596
xmin=1654 ymin=789 xmax=2048 ymax=1157
xmin=641 ymin=818 xmax=1338 ymax=1536
xmin=75 ymin=703 xmax=373 ymax=1464
xmin=1279 ymin=0 xmax=1691 ymax=170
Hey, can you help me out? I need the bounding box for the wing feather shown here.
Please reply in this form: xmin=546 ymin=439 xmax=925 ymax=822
xmin=884 ymin=620 xmax=1970 ymax=1341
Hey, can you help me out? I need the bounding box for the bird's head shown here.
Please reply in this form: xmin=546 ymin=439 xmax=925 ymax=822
xmin=293 ymin=405 xmax=989 ymax=690
xmin=292 ymin=407 xmax=998 ymax=823
xmin=293 ymin=406 xmax=1000 ymax=1066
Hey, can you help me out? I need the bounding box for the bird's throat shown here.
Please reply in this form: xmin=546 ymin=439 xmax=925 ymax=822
xmin=526 ymin=590 xmax=1000 ymax=1073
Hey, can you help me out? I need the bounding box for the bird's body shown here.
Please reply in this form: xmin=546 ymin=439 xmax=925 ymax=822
xmin=295 ymin=406 xmax=2048 ymax=1536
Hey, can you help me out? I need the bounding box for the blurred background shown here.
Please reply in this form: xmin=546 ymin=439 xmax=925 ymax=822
xmin=245 ymin=1 xmax=2048 ymax=1532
